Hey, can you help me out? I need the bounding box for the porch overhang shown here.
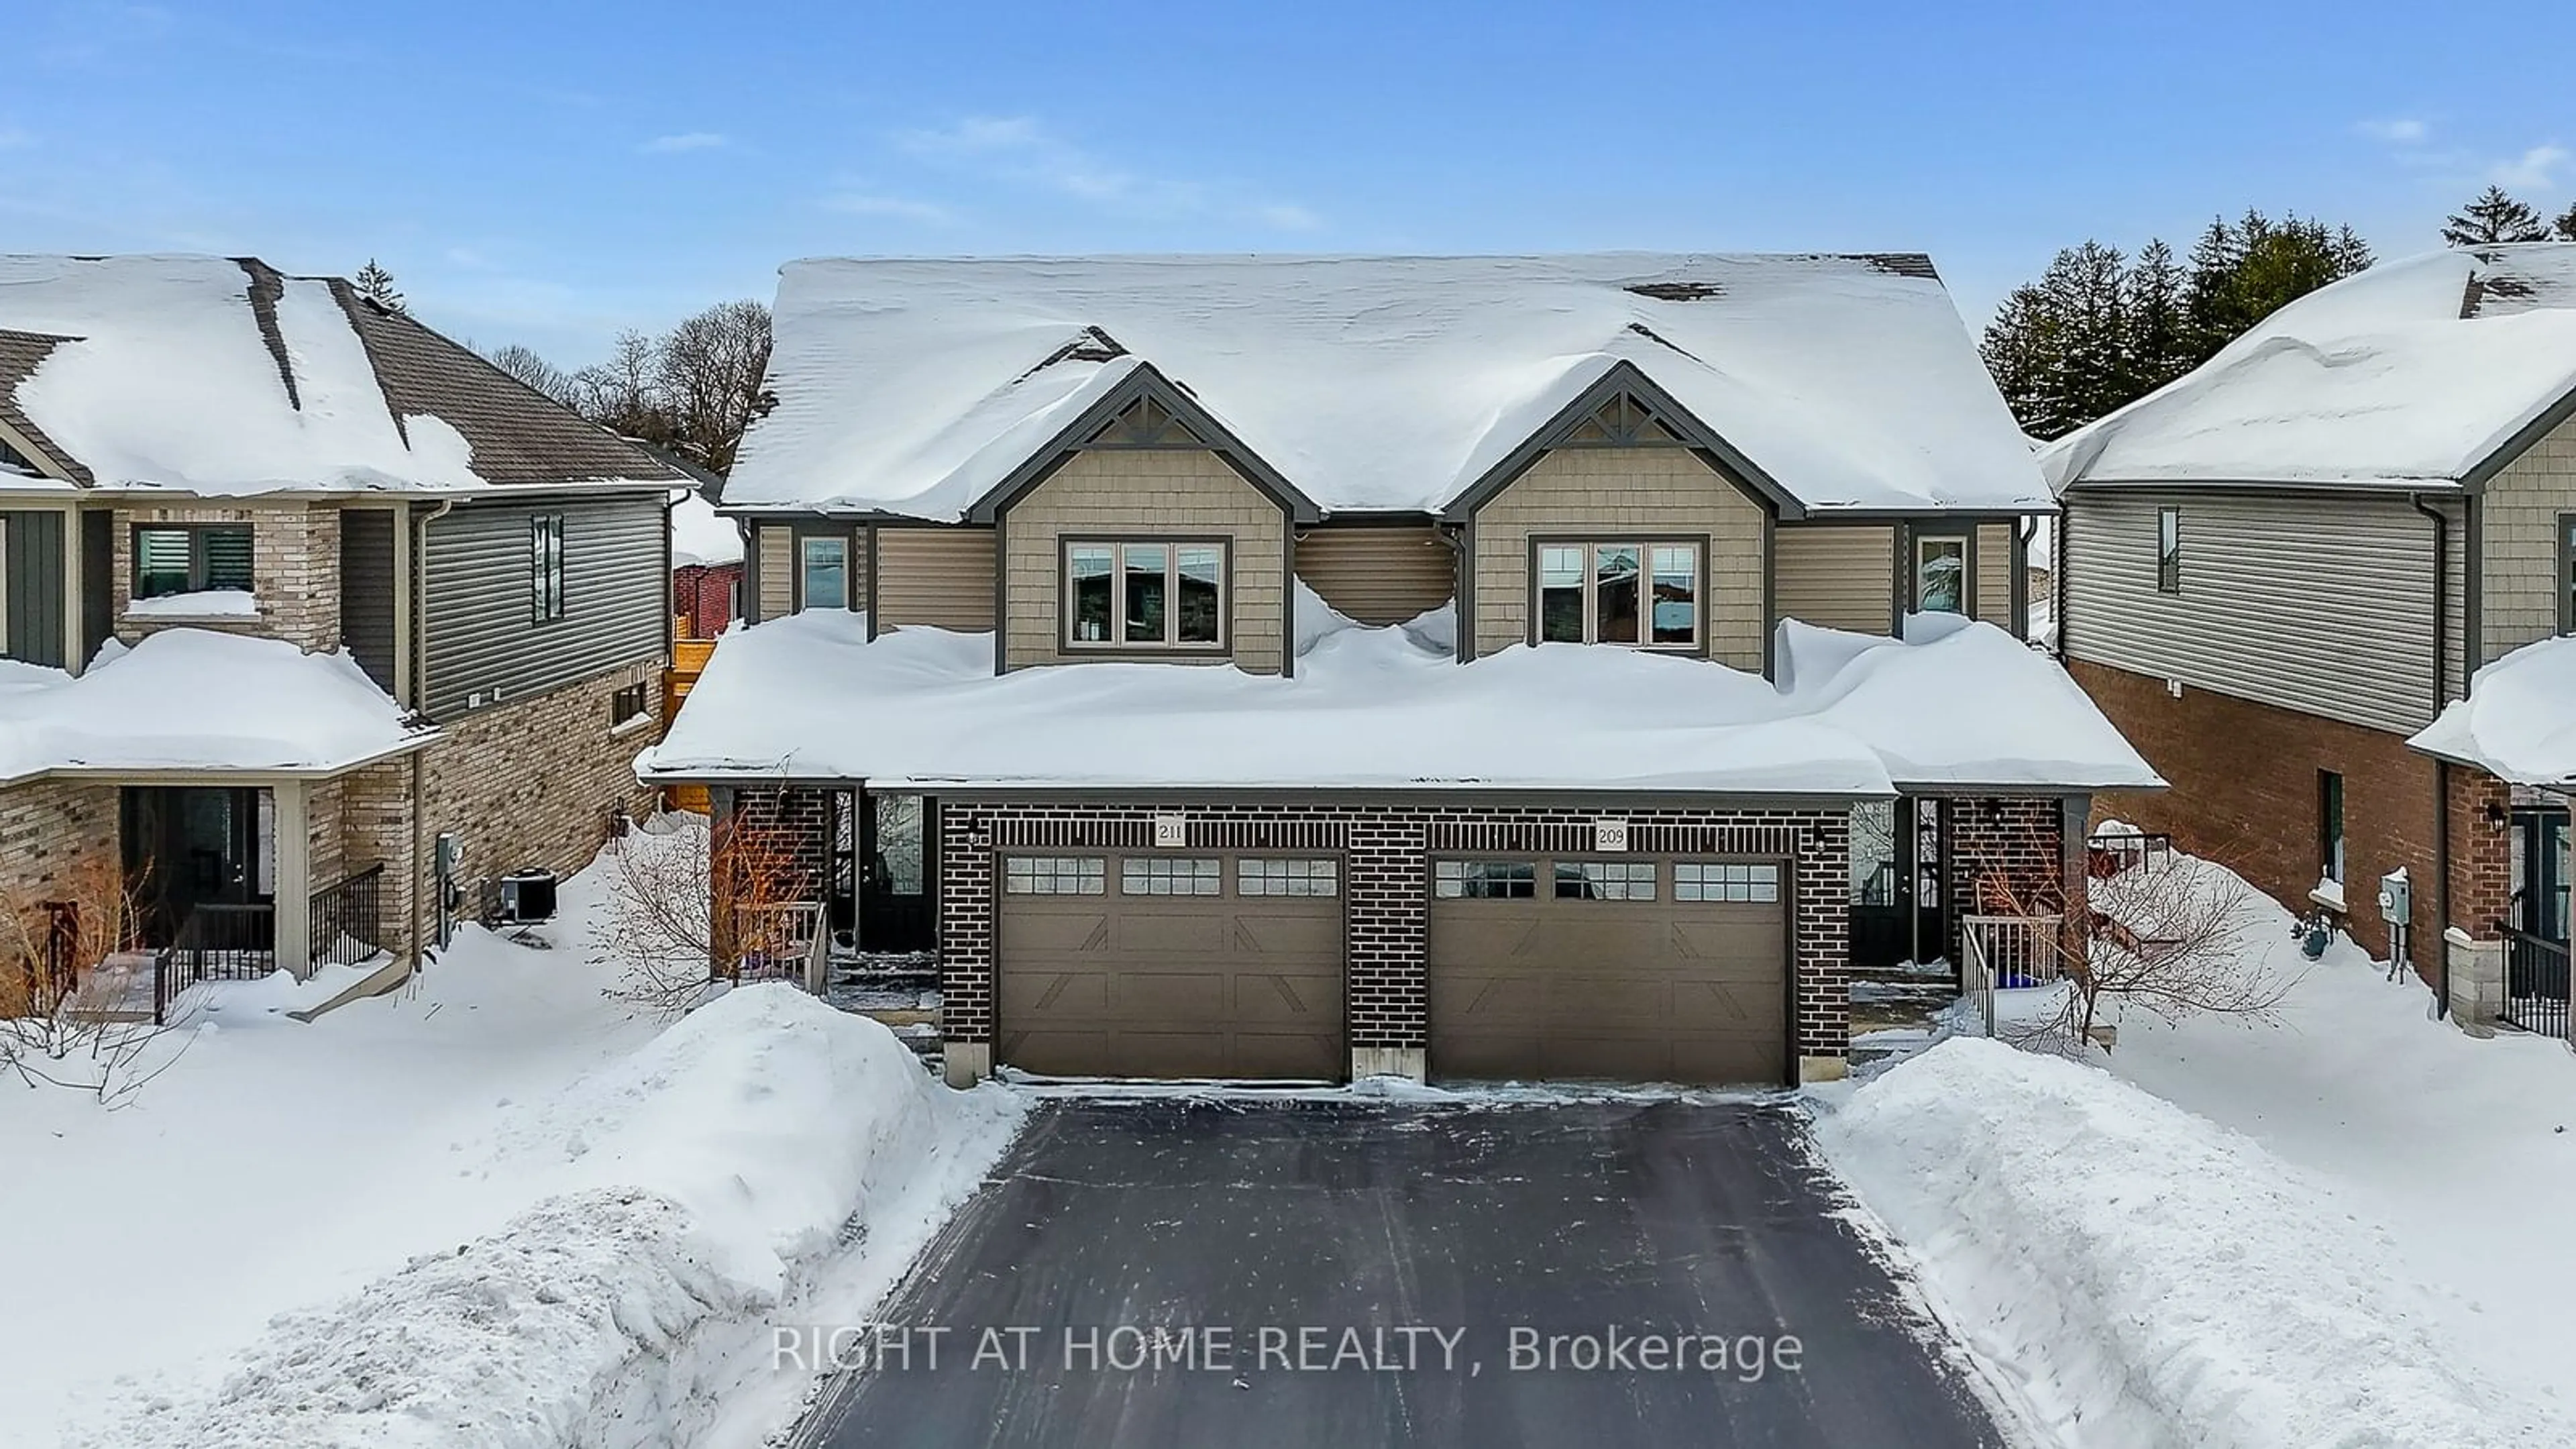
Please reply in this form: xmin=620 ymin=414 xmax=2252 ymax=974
xmin=0 ymin=731 xmax=442 ymax=792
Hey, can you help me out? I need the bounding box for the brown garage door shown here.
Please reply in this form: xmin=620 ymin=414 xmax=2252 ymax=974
xmin=996 ymin=853 xmax=1344 ymax=1080
xmin=1428 ymin=856 xmax=1788 ymax=1085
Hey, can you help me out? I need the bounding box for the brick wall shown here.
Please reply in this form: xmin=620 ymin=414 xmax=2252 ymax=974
xmin=2449 ymin=768 xmax=2512 ymax=943
xmin=415 ymin=663 xmax=659 ymax=939
xmin=335 ymin=760 xmax=417 ymax=960
xmin=2071 ymin=657 xmax=2439 ymax=969
xmin=674 ymin=562 xmax=739 ymax=640
xmin=0 ymin=778 xmax=119 ymax=910
xmin=931 ymin=799 xmax=1852 ymax=1061
xmin=727 ymin=786 xmax=836 ymax=900
xmin=1946 ymin=797 xmax=2081 ymax=957
xmin=111 ymin=501 xmax=340 ymax=651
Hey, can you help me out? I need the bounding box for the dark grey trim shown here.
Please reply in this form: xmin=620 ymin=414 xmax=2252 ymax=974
xmin=741 ymin=522 xmax=763 ymax=624
xmin=967 ymin=364 xmax=1320 ymax=525
xmin=1520 ymin=533 xmax=1714 ymax=657
xmin=2012 ymin=515 xmax=2033 ymax=641
xmin=787 ymin=521 xmax=859 ymax=615
xmin=2413 ymin=493 xmax=2451 ymax=714
xmin=659 ymin=496 xmax=675 ymax=667
xmin=2465 ymin=493 xmax=2483 ymax=672
xmin=2432 ymin=759 xmax=2452 ymax=1016
xmin=2063 ymin=476 xmax=2468 ymax=498
xmin=1760 ymin=510 xmax=1777 ymax=680
xmin=2059 ymin=796 xmax=2091 ymax=894
xmin=1438 ymin=361 xmax=1806 ymax=523
xmin=1281 ymin=519 xmax=1295 ymax=681
xmin=1056 ymin=535 xmax=1236 ymax=658
xmin=1306 ymin=511 xmax=1442 ymax=529
xmin=2053 ymin=495 xmax=2072 ymax=660
xmin=865 ymin=523 xmax=881 ymax=642
xmin=2461 ymin=378 xmax=2576 ymax=492
xmin=1457 ymin=518 xmax=1478 ymax=663
xmin=2558 ymin=508 xmax=2576 ymax=641
xmin=992 ymin=512 xmax=1010 ymax=676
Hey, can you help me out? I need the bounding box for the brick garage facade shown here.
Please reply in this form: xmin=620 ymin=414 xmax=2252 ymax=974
xmin=928 ymin=799 xmax=1855 ymax=1073
xmin=2070 ymin=657 xmax=2496 ymax=979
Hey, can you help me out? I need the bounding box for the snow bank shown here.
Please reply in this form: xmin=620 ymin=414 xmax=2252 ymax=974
xmin=2042 ymin=244 xmax=2576 ymax=490
xmin=2408 ymin=632 xmax=2576 ymax=786
xmin=727 ymin=253 xmax=2050 ymax=519
xmin=1817 ymin=1038 xmax=2570 ymax=1449
xmin=80 ymin=985 xmax=1025 ymax=1449
xmin=0 ymin=627 xmax=433 ymax=784
xmin=642 ymin=607 xmax=2157 ymax=795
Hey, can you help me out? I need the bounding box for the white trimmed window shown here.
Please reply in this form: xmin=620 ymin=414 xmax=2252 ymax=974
xmin=1238 ymin=858 xmax=1339 ymax=897
xmin=1122 ymin=857 xmax=1222 ymax=895
xmin=798 ymin=533 xmax=849 ymax=612
xmin=1434 ymin=859 xmax=1538 ymax=899
xmin=1674 ymin=862 xmax=1780 ymax=903
xmin=1554 ymin=861 xmax=1658 ymax=900
xmin=1534 ymin=540 xmax=1699 ymax=647
xmin=1913 ymin=534 xmax=1966 ymax=614
xmin=1066 ymin=540 xmax=1226 ymax=649
xmin=1003 ymin=856 xmax=1106 ymax=895
xmin=529 ymin=514 xmax=566 ymax=621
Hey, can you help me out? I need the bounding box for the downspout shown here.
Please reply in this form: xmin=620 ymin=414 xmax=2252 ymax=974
xmin=409 ymin=498 xmax=456 ymax=967
xmin=2411 ymin=491 xmax=2450 ymax=1012
xmin=2017 ymin=514 xmax=2039 ymax=643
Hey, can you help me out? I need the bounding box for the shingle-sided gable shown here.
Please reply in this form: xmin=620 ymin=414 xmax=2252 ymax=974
xmin=0 ymin=331 xmax=89 ymax=484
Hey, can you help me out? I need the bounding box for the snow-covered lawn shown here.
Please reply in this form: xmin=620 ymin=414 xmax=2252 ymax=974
xmin=1 ymin=829 xmax=1026 ymax=1448
xmin=1817 ymin=854 xmax=2576 ymax=1448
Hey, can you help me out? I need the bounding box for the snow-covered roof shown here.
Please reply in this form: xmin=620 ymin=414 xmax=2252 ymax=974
xmin=672 ymin=492 xmax=743 ymax=568
xmin=723 ymin=254 xmax=2053 ymax=521
xmin=0 ymin=629 xmax=436 ymax=784
xmin=2042 ymin=245 xmax=2576 ymax=492
xmin=0 ymin=254 xmax=684 ymax=496
xmin=638 ymin=604 xmax=2157 ymax=796
xmin=2408 ymin=635 xmax=2576 ymax=788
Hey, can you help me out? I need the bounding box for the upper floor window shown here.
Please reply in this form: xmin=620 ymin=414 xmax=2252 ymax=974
xmin=1065 ymin=539 xmax=1226 ymax=649
xmin=133 ymin=524 xmax=253 ymax=599
xmin=1912 ymin=533 xmax=1966 ymax=614
xmin=798 ymin=533 xmax=849 ymax=612
xmin=529 ymin=514 xmax=566 ymax=622
xmin=1534 ymin=539 xmax=1700 ymax=648
xmin=2157 ymin=506 xmax=2182 ymax=594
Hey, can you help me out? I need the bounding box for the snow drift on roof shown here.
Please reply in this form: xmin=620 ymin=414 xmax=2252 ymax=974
xmin=639 ymin=607 xmax=2157 ymax=795
xmin=724 ymin=254 xmax=2051 ymax=521
xmin=0 ymin=629 xmax=433 ymax=783
xmin=2408 ymin=634 xmax=2576 ymax=787
xmin=2041 ymin=245 xmax=2576 ymax=492
xmin=672 ymin=492 xmax=743 ymax=567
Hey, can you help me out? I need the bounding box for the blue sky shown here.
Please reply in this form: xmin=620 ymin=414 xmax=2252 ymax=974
xmin=3 ymin=0 xmax=2568 ymax=366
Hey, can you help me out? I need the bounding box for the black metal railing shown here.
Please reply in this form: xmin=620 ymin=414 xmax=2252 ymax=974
xmin=2088 ymin=830 xmax=2174 ymax=877
xmin=2502 ymin=927 xmax=2571 ymax=1042
xmin=309 ymin=865 xmax=386 ymax=970
xmin=152 ymin=902 xmax=276 ymax=1024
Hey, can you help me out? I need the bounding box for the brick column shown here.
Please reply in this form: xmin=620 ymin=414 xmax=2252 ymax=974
xmin=2445 ymin=767 xmax=2512 ymax=1027
xmin=1947 ymin=796 xmax=2078 ymax=969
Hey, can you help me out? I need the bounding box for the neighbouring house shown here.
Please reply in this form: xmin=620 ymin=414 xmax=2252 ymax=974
xmin=2046 ymin=242 xmax=2576 ymax=1039
xmin=671 ymin=476 xmax=743 ymax=643
xmin=639 ymin=253 xmax=2159 ymax=1087
xmin=0 ymin=254 xmax=688 ymax=1014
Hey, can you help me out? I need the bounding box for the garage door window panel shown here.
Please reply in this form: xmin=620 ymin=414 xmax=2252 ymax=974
xmin=1674 ymin=862 xmax=1779 ymax=903
xmin=1554 ymin=861 xmax=1657 ymax=900
xmin=1004 ymin=856 xmax=1107 ymax=895
xmin=1239 ymin=858 xmax=1339 ymax=897
xmin=1434 ymin=859 xmax=1538 ymax=899
xmin=1122 ymin=857 xmax=1222 ymax=896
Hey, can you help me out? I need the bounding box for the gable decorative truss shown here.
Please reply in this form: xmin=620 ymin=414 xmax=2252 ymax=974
xmin=967 ymin=361 xmax=1322 ymax=524
xmin=1438 ymin=360 xmax=1807 ymax=522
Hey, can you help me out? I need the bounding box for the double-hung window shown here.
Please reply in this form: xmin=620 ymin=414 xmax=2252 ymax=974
xmin=2157 ymin=506 xmax=2182 ymax=594
xmin=529 ymin=514 xmax=566 ymax=622
xmin=133 ymin=524 xmax=254 ymax=600
xmin=1534 ymin=540 xmax=1700 ymax=648
xmin=1065 ymin=539 xmax=1226 ymax=649
xmin=1912 ymin=533 xmax=1967 ymax=614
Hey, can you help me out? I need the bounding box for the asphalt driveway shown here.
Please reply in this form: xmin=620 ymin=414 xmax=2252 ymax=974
xmin=796 ymin=1096 xmax=2005 ymax=1448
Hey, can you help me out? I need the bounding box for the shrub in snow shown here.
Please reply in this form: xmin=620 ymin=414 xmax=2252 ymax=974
xmin=0 ymin=852 xmax=196 ymax=1106
xmin=591 ymin=814 xmax=814 ymax=1017
xmin=1818 ymin=1038 xmax=2571 ymax=1448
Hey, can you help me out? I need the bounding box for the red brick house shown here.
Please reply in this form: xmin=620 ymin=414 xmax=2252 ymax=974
xmin=672 ymin=490 xmax=741 ymax=640
xmin=2048 ymin=243 xmax=2576 ymax=1039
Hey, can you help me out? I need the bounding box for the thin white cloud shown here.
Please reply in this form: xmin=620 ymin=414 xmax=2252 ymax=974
xmin=895 ymin=113 xmax=1317 ymax=231
xmin=2356 ymin=117 xmax=2428 ymax=144
xmin=640 ymin=131 xmax=727 ymax=154
xmin=1250 ymin=201 xmax=1324 ymax=231
xmin=2489 ymin=144 xmax=2571 ymax=191
xmin=822 ymin=192 xmax=956 ymax=225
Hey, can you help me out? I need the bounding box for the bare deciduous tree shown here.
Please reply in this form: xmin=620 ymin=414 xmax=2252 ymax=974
xmin=655 ymin=299 xmax=772 ymax=474
xmin=1 ymin=857 xmax=197 ymax=1106
xmin=591 ymin=814 xmax=811 ymax=1017
xmin=484 ymin=342 xmax=578 ymax=408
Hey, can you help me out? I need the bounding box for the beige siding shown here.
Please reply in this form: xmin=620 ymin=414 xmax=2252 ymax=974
xmin=2477 ymin=411 xmax=2576 ymax=663
xmin=1774 ymin=525 xmax=1893 ymax=634
xmin=2063 ymin=490 xmax=2446 ymax=734
xmin=1295 ymin=525 xmax=1454 ymax=626
xmin=1469 ymin=448 xmax=1764 ymax=669
xmin=1002 ymin=449 xmax=1287 ymax=674
xmin=876 ymin=526 xmax=997 ymax=631
xmin=1975 ymin=521 xmax=2015 ymax=631
xmin=754 ymin=524 xmax=792 ymax=621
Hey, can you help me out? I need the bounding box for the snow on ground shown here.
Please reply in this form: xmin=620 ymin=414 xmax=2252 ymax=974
xmin=4 ymin=826 xmax=1025 ymax=1448
xmin=1818 ymin=848 xmax=2576 ymax=1448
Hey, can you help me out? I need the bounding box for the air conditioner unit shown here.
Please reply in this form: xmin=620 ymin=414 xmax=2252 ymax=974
xmin=496 ymin=867 xmax=559 ymax=926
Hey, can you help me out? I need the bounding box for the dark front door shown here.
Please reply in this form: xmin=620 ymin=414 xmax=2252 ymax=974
xmin=2512 ymin=807 xmax=2571 ymax=943
xmin=121 ymin=786 xmax=268 ymax=947
xmin=1848 ymin=798 xmax=1947 ymax=971
xmin=859 ymin=792 xmax=936 ymax=953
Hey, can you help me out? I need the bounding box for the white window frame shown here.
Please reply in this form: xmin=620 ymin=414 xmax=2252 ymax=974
xmin=529 ymin=514 xmax=567 ymax=623
xmin=1121 ymin=857 xmax=1222 ymax=896
xmin=1531 ymin=539 xmax=1703 ymax=650
xmin=1674 ymin=861 xmax=1780 ymax=903
xmin=1912 ymin=533 xmax=1967 ymax=615
xmin=1003 ymin=855 xmax=1108 ymax=896
xmin=1237 ymin=858 xmax=1340 ymax=897
xmin=1433 ymin=859 xmax=1540 ymax=899
xmin=2156 ymin=506 xmax=2182 ymax=595
xmin=1063 ymin=537 xmax=1229 ymax=651
xmin=797 ymin=533 xmax=849 ymax=612
xmin=1553 ymin=860 xmax=1658 ymax=901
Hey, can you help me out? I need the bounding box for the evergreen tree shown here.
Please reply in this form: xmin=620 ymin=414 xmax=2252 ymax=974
xmin=2443 ymin=186 xmax=2549 ymax=246
xmin=2555 ymin=201 xmax=2576 ymax=242
xmin=2181 ymin=217 xmax=2243 ymax=360
xmin=2121 ymin=239 xmax=2191 ymax=398
xmin=1979 ymin=284 xmax=2059 ymax=437
xmin=353 ymin=258 xmax=407 ymax=314
xmin=2039 ymin=240 xmax=2129 ymax=430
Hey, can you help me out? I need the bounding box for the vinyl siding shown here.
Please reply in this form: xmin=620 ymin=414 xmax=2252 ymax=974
xmin=1294 ymin=525 xmax=1454 ymax=626
xmin=875 ymin=526 xmax=997 ymax=631
xmin=1469 ymin=447 xmax=1765 ymax=669
xmin=337 ymin=507 xmax=397 ymax=691
xmin=2476 ymin=410 xmax=2576 ymax=663
xmin=1001 ymin=449 xmax=1287 ymax=673
xmin=1773 ymin=524 xmax=1893 ymax=634
xmin=421 ymin=493 xmax=665 ymax=720
xmin=2063 ymin=490 xmax=2447 ymax=735
xmin=754 ymin=523 xmax=793 ymax=622
xmin=1975 ymin=521 xmax=2015 ymax=631
xmin=1 ymin=508 xmax=66 ymax=667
